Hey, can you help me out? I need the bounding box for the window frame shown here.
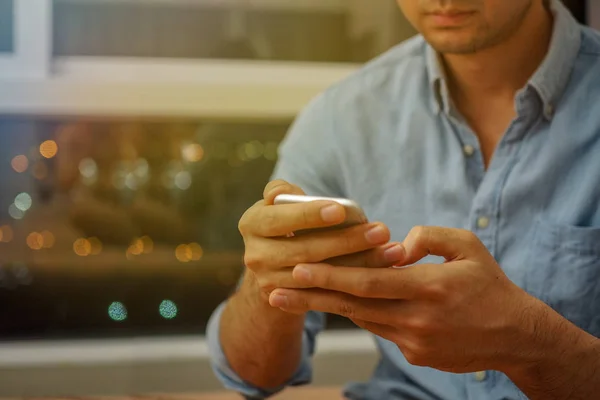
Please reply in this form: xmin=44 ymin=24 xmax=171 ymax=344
xmin=0 ymin=0 xmax=52 ymax=80
xmin=0 ymin=0 xmax=365 ymax=119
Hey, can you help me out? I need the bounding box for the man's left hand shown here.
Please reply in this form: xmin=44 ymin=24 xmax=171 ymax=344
xmin=269 ymin=226 xmax=546 ymax=374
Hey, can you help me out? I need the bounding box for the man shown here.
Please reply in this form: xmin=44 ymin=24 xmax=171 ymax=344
xmin=207 ymin=0 xmax=600 ymax=399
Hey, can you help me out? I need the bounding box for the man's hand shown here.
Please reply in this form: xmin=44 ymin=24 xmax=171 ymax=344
xmin=268 ymin=226 xmax=543 ymax=373
xmin=239 ymin=180 xmax=405 ymax=302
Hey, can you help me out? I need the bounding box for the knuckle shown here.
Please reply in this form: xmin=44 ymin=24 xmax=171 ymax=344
xmin=255 ymin=276 xmax=276 ymax=294
xmin=262 ymin=212 xmax=280 ymax=234
xmin=411 ymin=226 xmax=430 ymax=245
xmin=301 ymin=206 xmax=312 ymax=227
xmin=337 ymin=300 xmax=356 ymax=319
xmin=404 ymin=317 xmax=435 ymax=334
xmin=421 ymin=281 xmax=449 ymax=299
xmin=238 ymin=201 xmax=263 ymax=235
xmin=243 ymin=251 xmax=265 ymax=271
xmin=402 ymin=341 xmax=429 ymax=367
xmin=460 ymin=229 xmax=478 ymax=243
xmin=357 ymin=275 xmax=383 ymax=296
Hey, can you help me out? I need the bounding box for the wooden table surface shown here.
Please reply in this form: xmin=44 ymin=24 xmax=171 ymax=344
xmin=3 ymin=387 xmax=344 ymax=400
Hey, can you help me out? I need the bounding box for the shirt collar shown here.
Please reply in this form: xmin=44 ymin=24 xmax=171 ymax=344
xmin=426 ymin=0 xmax=582 ymax=120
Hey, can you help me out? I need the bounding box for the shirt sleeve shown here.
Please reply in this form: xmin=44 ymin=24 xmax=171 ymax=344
xmin=206 ymin=92 xmax=342 ymax=398
xmin=206 ymin=303 xmax=326 ymax=399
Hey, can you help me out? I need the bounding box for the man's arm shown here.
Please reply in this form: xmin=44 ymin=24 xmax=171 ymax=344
xmin=505 ymin=302 xmax=600 ymax=400
xmin=206 ymin=91 xmax=343 ymax=397
xmin=219 ymin=272 xmax=307 ymax=389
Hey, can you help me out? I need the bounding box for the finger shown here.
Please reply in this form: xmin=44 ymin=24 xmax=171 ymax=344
xmin=400 ymin=226 xmax=486 ymax=265
xmin=263 ymin=180 xmax=305 ymax=205
xmin=254 ymin=269 xmax=316 ymax=293
xmin=351 ymin=318 xmax=399 ymax=342
xmin=269 ymin=288 xmax=393 ymax=324
xmin=274 ymin=222 xmax=391 ymax=266
xmin=250 ymin=200 xmax=346 ymax=237
xmin=292 ymin=263 xmax=438 ymax=299
xmin=327 ymin=242 xmax=406 ymax=268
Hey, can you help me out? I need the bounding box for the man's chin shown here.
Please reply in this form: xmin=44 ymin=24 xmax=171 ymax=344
xmin=425 ymin=37 xmax=482 ymax=55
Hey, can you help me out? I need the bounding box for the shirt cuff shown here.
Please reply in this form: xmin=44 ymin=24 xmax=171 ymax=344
xmin=206 ymin=301 xmax=314 ymax=399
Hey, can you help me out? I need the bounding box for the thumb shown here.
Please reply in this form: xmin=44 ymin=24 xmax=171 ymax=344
xmin=399 ymin=226 xmax=485 ymax=265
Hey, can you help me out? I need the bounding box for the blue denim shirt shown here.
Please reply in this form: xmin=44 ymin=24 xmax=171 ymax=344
xmin=207 ymin=1 xmax=600 ymax=399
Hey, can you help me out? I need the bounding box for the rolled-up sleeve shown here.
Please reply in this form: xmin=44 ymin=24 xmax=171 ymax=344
xmin=206 ymin=302 xmax=326 ymax=398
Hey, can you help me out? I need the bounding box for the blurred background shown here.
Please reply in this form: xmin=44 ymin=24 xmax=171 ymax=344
xmin=0 ymin=0 xmax=595 ymax=397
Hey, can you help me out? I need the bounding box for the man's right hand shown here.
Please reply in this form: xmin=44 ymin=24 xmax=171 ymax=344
xmin=238 ymin=180 xmax=405 ymax=303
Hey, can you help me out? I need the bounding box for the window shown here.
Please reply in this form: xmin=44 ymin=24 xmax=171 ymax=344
xmin=52 ymin=0 xmax=415 ymax=63
xmin=0 ymin=0 xmax=417 ymax=340
xmin=0 ymin=0 xmax=14 ymax=53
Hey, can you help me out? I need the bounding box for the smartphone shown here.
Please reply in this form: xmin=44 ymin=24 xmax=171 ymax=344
xmin=273 ymin=194 xmax=368 ymax=234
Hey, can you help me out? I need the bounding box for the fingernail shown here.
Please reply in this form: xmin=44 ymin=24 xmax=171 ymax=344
xmin=365 ymin=225 xmax=388 ymax=244
xmin=269 ymin=293 xmax=289 ymax=308
xmin=384 ymin=244 xmax=405 ymax=263
xmin=293 ymin=265 xmax=312 ymax=282
xmin=321 ymin=204 xmax=344 ymax=223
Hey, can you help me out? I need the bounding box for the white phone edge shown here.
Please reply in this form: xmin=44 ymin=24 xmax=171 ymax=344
xmin=273 ymin=194 xmax=369 ymax=227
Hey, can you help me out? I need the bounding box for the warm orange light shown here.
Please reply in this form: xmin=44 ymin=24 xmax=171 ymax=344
xmin=32 ymin=162 xmax=48 ymax=180
xmin=89 ymin=237 xmax=102 ymax=255
xmin=27 ymin=232 xmax=44 ymax=250
xmin=188 ymin=242 xmax=204 ymax=261
xmin=129 ymin=238 xmax=144 ymax=256
xmin=175 ymin=244 xmax=192 ymax=262
xmin=40 ymin=140 xmax=58 ymax=159
xmin=11 ymin=155 xmax=29 ymax=173
xmin=182 ymin=143 xmax=205 ymax=163
xmin=73 ymin=238 xmax=92 ymax=256
xmin=141 ymin=236 xmax=154 ymax=254
xmin=0 ymin=225 xmax=13 ymax=243
xmin=41 ymin=230 xmax=55 ymax=248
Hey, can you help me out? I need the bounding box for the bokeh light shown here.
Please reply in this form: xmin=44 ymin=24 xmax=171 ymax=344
xmin=40 ymin=140 xmax=58 ymax=159
xmin=89 ymin=237 xmax=102 ymax=255
xmin=26 ymin=232 xmax=44 ymax=250
xmin=11 ymin=155 xmax=28 ymax=173
xmin=79 ymin=158 xmax=98 ymax=186
xmin=8 ymin=204 xmax=25 ymax=220
xmin=108 ymin=302 xmax=128 ymax=322
xmin=14 ymin=192 xmax=33 ymax=212
xmin=175 ymin=244 xmax=192 ymax=262
xmin=174 ymin=171 xmax=192 ymax=190
xmin=159 ymin=300 xmax=178 ymax=320
xmin=128 ymin=238 xmax=144 ymax=256
xmin=188 ymin=243 xmax=203 ymax=261
xmin=73 ymin=238 xmax=92 ymax=256
xmin=182 ymin=143 xmax=204 ymax=163
xmin=141 ymin=236 xmax=154 ymax=254
xmin=41 ymin=231 xmax=55 ymax=248
xmin=0 ymin=225 xmax=14 ymax=243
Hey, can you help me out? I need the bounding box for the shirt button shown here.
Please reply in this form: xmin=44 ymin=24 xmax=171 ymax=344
xmin=545 ymin=103 xmax=554 ymax=117
xmin=477 ymin=217 xmax=490 ymax=229
xmin=463 ymin=145 xmax=475 ymax=157
xmin=475 ymin=371 xmax=487 ymax=382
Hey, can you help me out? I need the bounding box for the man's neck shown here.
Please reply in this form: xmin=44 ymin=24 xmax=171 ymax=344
xmin=443 ymin=2 xmax=554 ymax=105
